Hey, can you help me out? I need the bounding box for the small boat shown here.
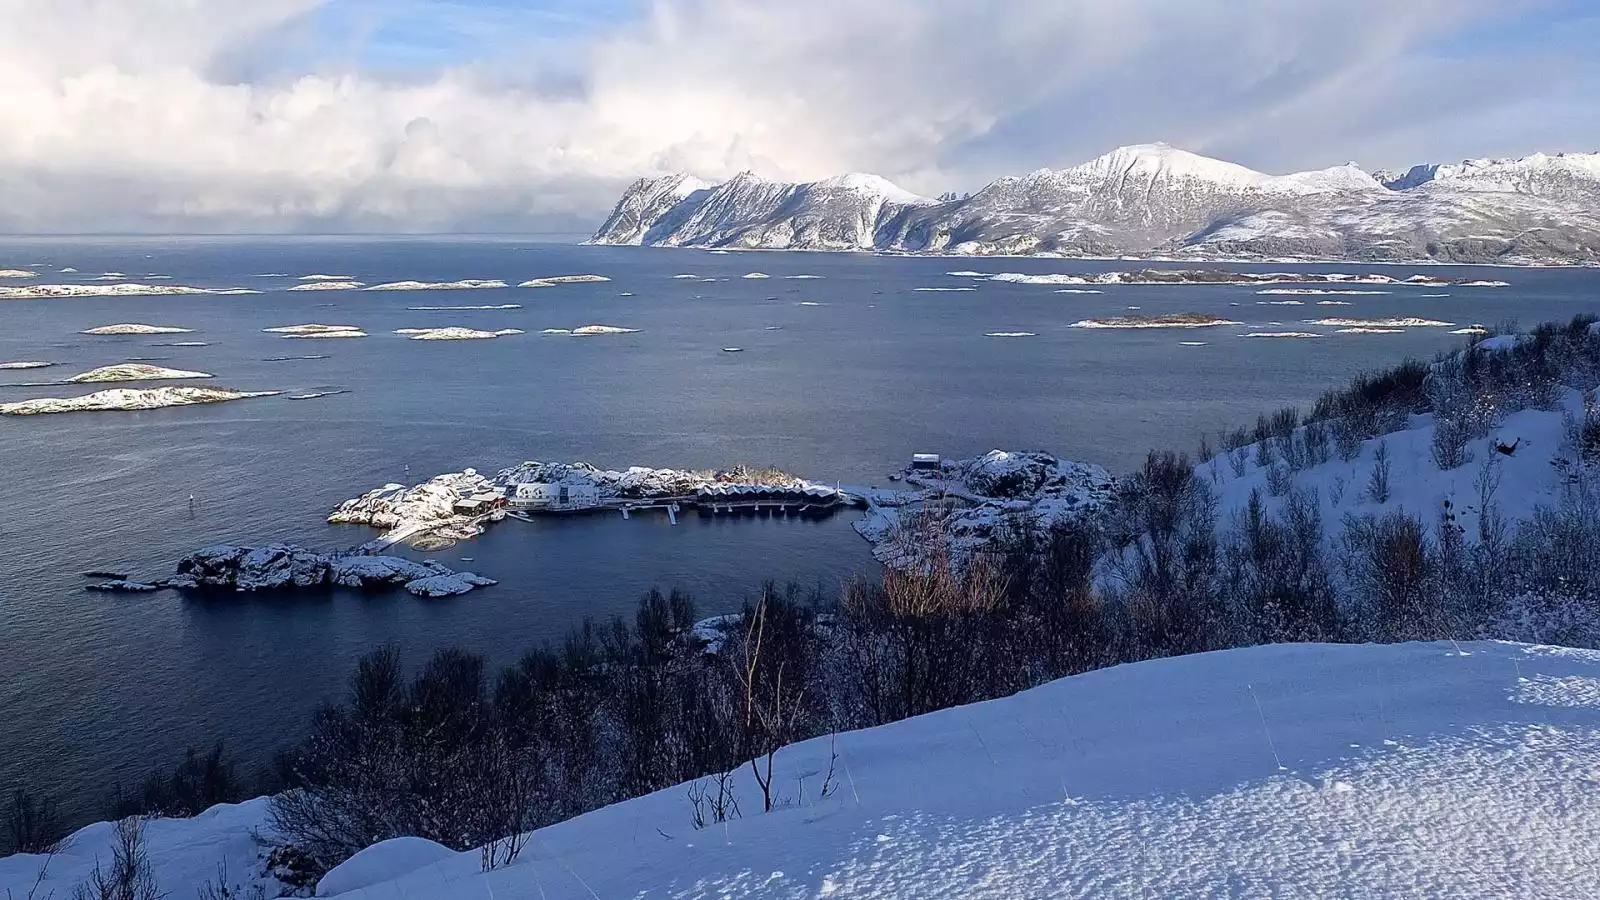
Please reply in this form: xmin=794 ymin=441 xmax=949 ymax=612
xmin=722 ymin=347 xmax=744 ymax=353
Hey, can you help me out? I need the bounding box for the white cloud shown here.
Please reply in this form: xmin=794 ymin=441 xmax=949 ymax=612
xmin=0 ymin=0 xmax=1592 ymax=232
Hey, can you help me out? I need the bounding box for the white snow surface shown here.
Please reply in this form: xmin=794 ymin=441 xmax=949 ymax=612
xmin=315 ymin=838 xmax=456 ymax=897
xmin=0 ymin=360 xmax=52 ymax=369
xmin=14 ymin=641 xmax=1600 ymax=898
xmin=0 ymin=268 xmax=37 ymax=278
xmin=326 ymin=640 xmax=1600 ymax=898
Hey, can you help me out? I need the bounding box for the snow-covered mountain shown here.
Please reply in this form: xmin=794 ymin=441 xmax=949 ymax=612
xmin=7 ymin=641 xmax=1598 ymax=898
xmin=593 ymin=170 xmax=937 ymax=251
xmin=591 ymin=144 xmax=1600 ymax=264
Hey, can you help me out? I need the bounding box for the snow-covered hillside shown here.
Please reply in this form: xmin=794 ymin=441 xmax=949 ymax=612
xmin=8 ymin=641 xmax=1600 ymax=898
xmin=592 ymin=143 xmax=1600 ymax=264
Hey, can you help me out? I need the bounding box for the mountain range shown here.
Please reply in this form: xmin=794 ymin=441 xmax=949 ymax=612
xmin=589 ymin=143 xmax=1600 ymax=264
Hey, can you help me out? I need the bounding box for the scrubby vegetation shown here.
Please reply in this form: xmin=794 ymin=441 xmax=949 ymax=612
xmin=11 ymin=316 xmax=1600 ymax=895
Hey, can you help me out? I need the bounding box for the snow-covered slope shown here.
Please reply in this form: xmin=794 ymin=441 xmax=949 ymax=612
xmin=594 ymin=144 xmax=1600 ymax=263
xmin=9 ymin=641 xmax=1600 ymax=898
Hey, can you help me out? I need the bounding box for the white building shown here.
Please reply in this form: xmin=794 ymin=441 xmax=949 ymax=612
xmin=507 ymin=481 xmax=602 ymax=511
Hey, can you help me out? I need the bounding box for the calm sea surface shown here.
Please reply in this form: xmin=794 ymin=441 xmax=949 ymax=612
xmin=1 ymin=236 xmax=1595 ymax=820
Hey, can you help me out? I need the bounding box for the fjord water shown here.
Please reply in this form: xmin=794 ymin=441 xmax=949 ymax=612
xmin=1 ymin=236 xmax=1595 ymax=820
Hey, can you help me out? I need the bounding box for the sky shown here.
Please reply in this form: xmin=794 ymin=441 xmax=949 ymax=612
xmin=1 ymin=0 xmax=1596 ymax=233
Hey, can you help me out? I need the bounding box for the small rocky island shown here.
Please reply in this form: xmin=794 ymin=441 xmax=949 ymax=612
xmin=90 ymin=545 xmax=497 ymax=598
xmin=0 ymin=386 xmax=280 ymax=416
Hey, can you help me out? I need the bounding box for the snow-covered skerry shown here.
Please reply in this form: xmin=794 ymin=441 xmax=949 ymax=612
xmin=87 ymin=544 xmax=497 ymax=598
xmin=7 ymin=640 xmax=1599 ymax=898
xmin=591 ymin=143 xmax=1600 ymax=264
xmin=0 ymin=386 xmax=278 ymax=416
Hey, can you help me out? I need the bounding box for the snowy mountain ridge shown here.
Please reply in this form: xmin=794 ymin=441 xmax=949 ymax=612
xmin=591 ymin=144 xmax=1600 ymax=264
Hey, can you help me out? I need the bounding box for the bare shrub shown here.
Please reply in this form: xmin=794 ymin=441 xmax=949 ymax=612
xmin=1430 ymin=413 xmax=1473 ymax=471
xmin=1367 ymin=441 xmax=1391 ymax=504
xmin=5 ymin=788 xmax=63 ymax=856
xmin=72 ymin=818 xmax=159 ymax=900
xmin=196 ymin=859 xmax=267 ymax=900
xmin=1228 ymin=446 xmax=1248 ymax=478
xmin=1345 ymin=511 xmax=1436 ymax=641
xmin=1333 ymin=414 xmax=1366 ymax=462
xmin=1302 ymin=420 xmax=1332 ymax=467
xmin=687 ymin=770 xmax=741 ymax=830
xmin=1265 ymin=463 xmax=1293 ymax=497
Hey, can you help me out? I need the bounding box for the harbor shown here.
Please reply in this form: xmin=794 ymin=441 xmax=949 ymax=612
xmin=331 ymin=452 xmax=1118 ymax=568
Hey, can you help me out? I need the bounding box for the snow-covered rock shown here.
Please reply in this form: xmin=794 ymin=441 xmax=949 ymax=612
xmin=571 ymin=324 xmax=640 ymax=335
xmin=364 ymin=280 xmax=507 ymax=292
xmin=395 ymin=327 xmax=524 ymax=341
xmin=593 ymin=143 xmax=1600 ymax=264
xmin=66 ymin=364 xmax=212 ymax=383
xmin=316 ymin=837 xmax=458 ymax=897
xmin=0 ymin=283 xmax=223 ymax=300
xmin=0 ymin=387 xmax=278 ymax=416
xmin=518 ymin=275 xmax=611 ymax=287
xmin=81 ymin=323 xmax=194 ymax=335
xmin=325 ymin=555 xmax=442 ymax=587
xmin=284 ymin=330 xmax=368 ymax=339
xmin=86 ymin=579 xmax=163 ymax=592
xmin=1309 ymin=317 xmax=1454 ymax=328
xmin=262 ymin=324 xmax=362 ymax=335
xmin=287 ymin=281 xmax=364 ymax=291
xmin=330 ymin=469 xmax=500 ymax=535
xmin=404 ymin=571 xmax=498 ymax=598
xmin=159 ymin=543 xmax=492 ymax=597
xmin=1070 ymin=313 xmax=1242 ymax=329
xmin=0 ymin=268 xmax=36 ymax=278
xmin=861 ymin=451 xmax=1116 ymax=569
xmin=407 ymin=304 xmax=522 ymax=311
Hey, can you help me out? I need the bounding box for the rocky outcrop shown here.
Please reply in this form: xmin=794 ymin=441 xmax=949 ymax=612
xmin=856 ymin=451 xmax=1117 ymax=570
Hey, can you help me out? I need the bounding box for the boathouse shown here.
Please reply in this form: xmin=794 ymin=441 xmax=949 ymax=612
xmin=911 ymin=453 xmax=942 ymax=473
xmin=453 ymin=492 xmax=506 ymax=516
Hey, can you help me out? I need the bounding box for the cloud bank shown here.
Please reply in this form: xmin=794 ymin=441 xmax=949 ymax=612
xmin=1 ymin=0 xmax=1595 ymax=232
